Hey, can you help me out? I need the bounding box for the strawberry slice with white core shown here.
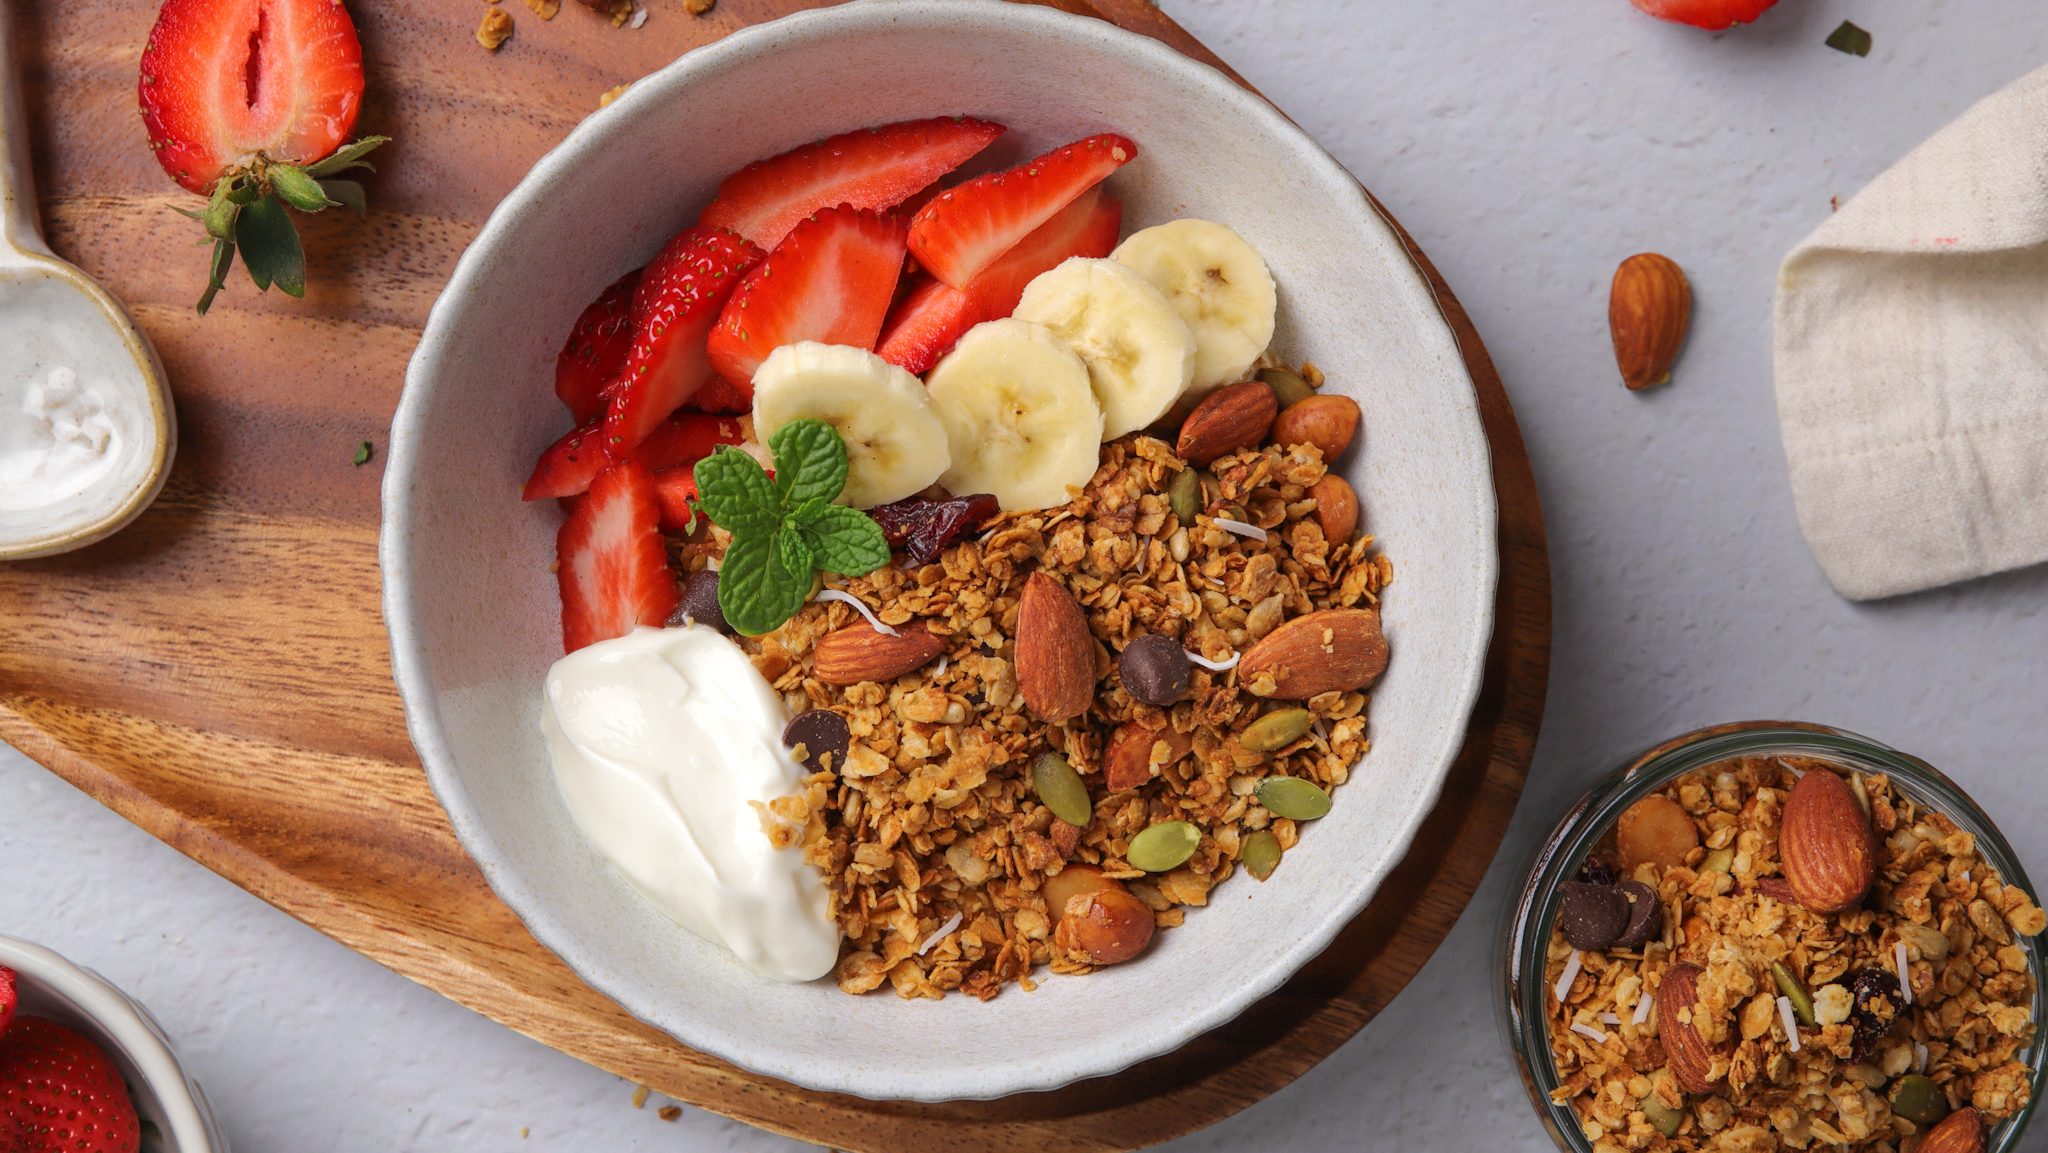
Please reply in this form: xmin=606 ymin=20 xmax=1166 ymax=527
xmin=556 ymin=269 xmax=641 ymax=424
xmin=908 ymin=133 xmax=1136 ymax=288
xmin=557 ymin=459 xmax=679 ymax=652
xmin=706 ymin=206 xmax=908 ymax=389
xmin=698 ymin=117 xmax=1005 ymax=249
xmin=879 ymin=188 xmax=1122 ymax=374
xmin=525 ymin=411 xmax=744 ymax=501
xmin=603 ymin=227 xmax=762 ymax=459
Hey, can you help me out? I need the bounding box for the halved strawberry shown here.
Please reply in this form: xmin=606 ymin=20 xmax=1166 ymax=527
xmin=557 ymin=459 xmax=678 ymax=652
xmin=140 ymin=0 xmax=366 ymax=195
xmin=526 ymin=411 xmax=744 ymax=501
xmin=908 ymin=134 xmax=1135 ymax=288
xmin=878 ymin=188 xmax=1121 ymax=373
xmin=705 ymin=206 xmax=908 ymax=387
xmin=556 ymin=270 xmax=641 ymax=424
xmin=1629 ymin=0 xmax=1778 ymax=28
xmin=649 ymin=469 xmax=701 ymax=535
xmin=697 ymin=117 xmax=1005 ymax=249
xmin=603 ymin=227 xmax=762 ymax=459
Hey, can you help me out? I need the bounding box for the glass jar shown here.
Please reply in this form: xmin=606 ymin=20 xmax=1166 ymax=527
xmin=1499 ymin=721 xmax=2048 ymax=1152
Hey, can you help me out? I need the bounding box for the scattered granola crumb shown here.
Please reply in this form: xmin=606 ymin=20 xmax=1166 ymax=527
xmin=519 ymin=1128 xmax=528 ymax=1139
xmin=476 ymin=7 xmax=514 ymax=50
xmin=610 ymin=0 xmax=633 ymax=26
xmin=629 ymin=1084 xmax=649 ymax=1109
xmin=598 ymin=83 xmax=629 ymax=108
xmin=684 ymin=0 xmax=715 ymax=14
xmin=656 ymin=1105 xmax=682 ymax=1122
xmin=523 ymin=0 xmax=561 ymax=18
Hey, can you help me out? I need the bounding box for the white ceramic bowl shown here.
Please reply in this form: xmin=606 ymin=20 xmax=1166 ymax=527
xmin=385 ymin=0 xmax=1497 ymax=1101
xmin=0 ymin=936 xmax=228 ymax=1152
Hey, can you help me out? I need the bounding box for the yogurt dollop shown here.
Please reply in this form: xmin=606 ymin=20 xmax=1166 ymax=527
xmin=542 ymin=624 xmax=839 ymax=981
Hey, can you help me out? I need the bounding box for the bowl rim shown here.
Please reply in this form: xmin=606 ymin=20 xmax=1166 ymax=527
xmin=0 ymin=934 xmax=220 ymax=1153
xmin=384 ymin=0 xmax=1500 ymax=1100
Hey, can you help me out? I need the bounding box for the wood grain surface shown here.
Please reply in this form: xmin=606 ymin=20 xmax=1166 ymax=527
xmin=0 ymin=2 xmax=1551 ymax=1149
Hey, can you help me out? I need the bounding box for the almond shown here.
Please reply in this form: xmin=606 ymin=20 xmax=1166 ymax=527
xmin=811 ymin=623 xmax=943 ymax=686
xmin=1054 ymin=885 xmax=1155 ymax=966
xmin=1015 ymin=572 xmax=1095 ymax=722
xmin=1657 ymin=962 xmax=1724 ymax=1095
xmin=1271 ymin=394 xmax=1360 ymax=462
xmin=1103 ymin=722 xmax=1191 ymax=792
xmin=1307 ymin=474 xmax=1359 ymax=544
xmin=1780 ymin=768 xmax=1877 ymax=914
xmin=1175 ymin=379 xmax=1277 ymax=466
xmin=1609 ymin=253 xmax=1691 ymax=391
xmin=1920 ymin=1108 xmax=1986 ymax=1153
xmin=1237 ymin=607 xmax=1388 ymax=699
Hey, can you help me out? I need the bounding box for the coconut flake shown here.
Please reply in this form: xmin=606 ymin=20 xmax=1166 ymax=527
xmin=1185 ymin=648 xmax=1241 ymax=672
xmin=1896 ymin=941 xmax=1913 ymax=1004
xmin=933 ymin=655 xmax=949 ymax=678
xmin=815 ymin=588 xmax=898 ymax=636
xmin=1777 ymin=996 xmax=1802 ymax=1053
xmin=1213 ymin=517 xmax=1268 ymax=542
xmin=1914 ymin=1042 xmax=1929 ymax=1072
xmin=1599 ymin=1012 xmax=1622 ymax=1026
xmin=627 ymin=4 xmax=648 ymax=27
xmin=1569 ymin=1021 xmax=1608 ymax=1044
xmin=916 ymin=912 xmax=963 ymax=957
xmin=1633 ymin=992 xmax=1654 ymax=1025
xmin=1553 ymin=949 xmax=1584 ymax=1005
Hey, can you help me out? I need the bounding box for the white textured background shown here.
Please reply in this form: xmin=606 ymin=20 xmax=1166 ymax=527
xmin=6 ymin=0 xmax=2048 ymax=1149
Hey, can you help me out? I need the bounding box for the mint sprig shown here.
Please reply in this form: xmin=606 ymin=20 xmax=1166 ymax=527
xmin=692 ymin=420 xmax=892 ymax=635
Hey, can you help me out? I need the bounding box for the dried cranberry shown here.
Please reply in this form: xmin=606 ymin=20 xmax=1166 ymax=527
xmin=870 ymin=492 xmax=1000 ymax=565
xmin=1577 ymin=857 xmax=1618 ymax=887
xmin=1847 ymin=967 xmax=1903 ymax=1058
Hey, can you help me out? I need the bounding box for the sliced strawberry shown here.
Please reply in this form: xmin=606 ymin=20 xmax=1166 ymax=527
xmin=527 ymin=411 xmax=744 ymax=501
xmin=689 ymin=376 xmax=755 ymax=415
xmin=556 ymin=270 xmax=641 ymax=424
xmin=0 ymin=966 xmax=15 ymax=1035
xmin=698 ymin=117 xmax=1005 ymax=249
xmin=878 ymin=189 xmax=1122 ymax=373
xmin=604 ymin=227 xmax=762 ymax=459
xmin=1629 ymin=0 xmax=1778 ymax=28
xmin=524 ymin=419 xmax=609 ymax=501
xmin=908 ymin=134 xmax=1135 ymax=288
xmin=649 ymin=468 xmax=701 ymax=535
xmin=557 ymin=459 xmax=678 ymax=652
xmin=0 ymin=1017 xmax=142 ymax=1153
xmin=706 ymin=206 xmax=908 ymax=386
xmin=140 ymin=0 xmax=366 ymax=194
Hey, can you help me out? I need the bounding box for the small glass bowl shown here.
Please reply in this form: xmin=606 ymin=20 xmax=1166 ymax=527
xmin=1498 ymin=721 xmax=2048 ymax=1153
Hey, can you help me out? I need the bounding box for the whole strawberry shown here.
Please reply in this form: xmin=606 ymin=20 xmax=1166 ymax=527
xmin=0 ymin=1017 xmax=141 ymax=1153
xmin=1629 ymin=0 xmax=1779 ymax=29
xmin=138 ymin=0 xmax=391 ymax=313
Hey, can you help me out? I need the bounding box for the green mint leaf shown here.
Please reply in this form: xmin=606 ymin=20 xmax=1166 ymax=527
xmin=269 ymin=164 xmax=335 ymax=213
xmin=692 ymin=446 xmax=779 ymax=536
xmin=1825 ymin=20 xmax=1871 ymax=56
xmin=717 ymin=532 xmax=812 ymax=636
xmin=768 ymin=418 xmax=850 ymax=508
xmin=776 ymin=527 xmax=815 ymax=576
xmin=352 ymin=440 xmax=373 ymax=466
xmin=236 ymin=195 xmax=306 ymax=296
xmin=320 ymin=179 xmax=369 ymax=219
xmin=197 ymin=236 xmax=236 ymax=315
xmin=788 ymin=496 xmax=831 ymax=528
xmin=801 ymin=505 xmax=891 ymax=576
xmin=304 ymin=135 xmax=392 ymax=178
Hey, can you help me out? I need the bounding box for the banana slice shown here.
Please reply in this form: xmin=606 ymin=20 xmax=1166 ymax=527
xmin=1012 ymin=257 xmax=1196 ymax=440
xmin=926 ymin=319 xmax=1104 ymax=512
xmin=1112 ymin=219 xmax=1277 ymax=395
xmin=751 ymin=342 xmax=950 ymax=508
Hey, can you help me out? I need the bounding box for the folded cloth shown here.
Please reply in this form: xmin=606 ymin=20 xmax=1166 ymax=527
xmin=1773 ymin=64 xmax=2048 ymax=601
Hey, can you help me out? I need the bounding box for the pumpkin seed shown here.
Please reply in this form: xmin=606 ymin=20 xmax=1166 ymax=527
xmin=1127 ymin=820 xmax=1200 ymax=872
xmin=1888 ymin=1073 xmax=1947 ymax=1125
xmin=1243 ymin=830 xmax=1282 ymax=881
xmin=1640 ymin=1095 xmax=1685 ymax=1138
xmin=1257 ymin=776 xmax=1332 ymax=820
xmin=1702 ymin=847 xmax=1735 ymax=874
xmin=1031 ymin=753 xmax=1093 ymax=827
xmin=1257 ymin=367 xmax=1315 ymax=409
xmin=1168 ymin=469 xmax=1201 ymax=525
xmin=1772 ymin=960 xmax=1816 ymax=1027
xmin=1240 ymin=707 xmax=1313 ymax=753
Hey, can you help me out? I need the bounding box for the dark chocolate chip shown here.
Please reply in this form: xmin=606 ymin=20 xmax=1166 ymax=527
xmin=1577 ymin=857 xmax=1618 ymax=887
xmin=1119 ymin=634 xmax=1191 ymax=706
xmin=1847 ymin=967 xmax=1903 ymax=1059
xmin=1557 ymin=881 xmax=1631 ymax=951
xmin=781 ymin=709 xmax=850 ymax=772
xmin=1611 ymin=879 xmax=1662 ymax=949
xmin=670 ymin=570 xmax=730 ymax=635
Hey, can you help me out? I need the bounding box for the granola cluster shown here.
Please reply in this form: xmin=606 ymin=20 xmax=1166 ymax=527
xmin=1545 ymin=756 xmax=2044 ymax=1152
xmin=690 ymin=432 xmax=1390 ymax=999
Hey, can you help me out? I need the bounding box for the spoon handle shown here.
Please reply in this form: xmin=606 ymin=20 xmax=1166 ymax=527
xmin=0 ymin=1 xmax=53 ymax=259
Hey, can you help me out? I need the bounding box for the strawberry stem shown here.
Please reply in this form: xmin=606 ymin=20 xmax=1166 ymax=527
xmin=179 ymin=136 xmax=391 ymax=314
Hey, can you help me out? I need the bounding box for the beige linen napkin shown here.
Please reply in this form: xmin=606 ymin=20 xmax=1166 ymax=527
xmin=1773 ymin=64 xmax=2048 ymax=601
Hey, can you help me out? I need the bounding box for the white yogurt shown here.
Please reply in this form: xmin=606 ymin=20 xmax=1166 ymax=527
xmin=541 ymin=624 xmax=839 ymax=981
xmin=0 ymin=275 xmax=160 ymax=551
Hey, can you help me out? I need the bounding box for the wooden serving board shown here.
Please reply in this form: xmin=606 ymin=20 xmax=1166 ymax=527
xmin=0 ymin=2 xmax=1551 ymax=1149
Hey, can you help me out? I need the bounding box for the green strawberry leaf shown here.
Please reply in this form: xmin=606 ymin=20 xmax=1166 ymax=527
xmin=202 ymin=179 xmax=239 ymax=239
xmin=319 ymin=179 xmax=369 ymax=219
xmin=717 ymin=532 xmax=813 ymax=636
xmin=304 ymin=135 xmax=392 ymax=178
xmin=269 ymin=164 xmax=336 ymax=213
xmin=237 ymin=195 xmax=305 ymax=297
xmin=768 ymin=418 xmax=849 ymax=508
xmin=196 ymin=236 xmax=236 ymax=316
xmin=801 ymin=505 xmax=891 ymax=576
xmin=692 ymin=446 xmax=780 ymax=537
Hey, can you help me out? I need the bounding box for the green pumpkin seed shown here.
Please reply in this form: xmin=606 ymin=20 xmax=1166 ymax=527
xmin=1168 ymin=469 xmax=1201 ymax=525
xmin=1128 ymin=820 xmax=1200 ymax=872
xmin=1888 ymin=1074 xmax=1948 ymax=1125
xmin=1031 ymin=753 xmax=1093 ymax=827
xmin=1772 ymin=960 xmax=1815 ymax=1027
xmin=1257 ymin=367 xmax=1314 ymax=409
xmin=1702 ymin=847 xmax=1735 ymax=874
xmin=1640 ymin=1096 xmax=1685 ymax=1138
xmin=1240 ymin=708 xmax=1313 ymax=753
xmin=1257 ymin=776 xmax=1332 ymax=820
xmin=1242 ymin=830 xmax=1282 ymax=881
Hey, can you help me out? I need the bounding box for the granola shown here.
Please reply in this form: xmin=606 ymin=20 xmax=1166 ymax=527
xmin=1545 ymin=756 xmax=2043 ymax=1151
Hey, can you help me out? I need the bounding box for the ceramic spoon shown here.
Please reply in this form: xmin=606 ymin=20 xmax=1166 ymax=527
xmin=0 ymin=1 xmax=173 ymax=561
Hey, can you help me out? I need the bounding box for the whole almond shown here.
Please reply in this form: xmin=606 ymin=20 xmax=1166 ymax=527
xmin=1308 ymin=474 xmax=1359 ymax=544
xmin=812 ymin=623 xmax=943 ymax=686
xmin=1780 ymin=768 xmax=1877 ymax=914
xmin=1053 ymin=885 xmax=1155 ymax=966
xmin=1176 ymin=380 xmax=1278 ymax=466
xmin=1657 ymin=962 xmax=1724 ymax=1095
xmin=1921 ymin=1108 xmax=1986 ymax=1153
xmin=1609 ymin=253 xmax=1691 ymax=391
xmin=1271 ymin=394 xmax=1361 ymax=462
xmin=1016 ymin=572 xmax=1096 ymax=723
xmin=1238 ymin=608 xmax=1388 ymax=699
xmin=1103 ymin=722 xmax=1191 ymax=792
